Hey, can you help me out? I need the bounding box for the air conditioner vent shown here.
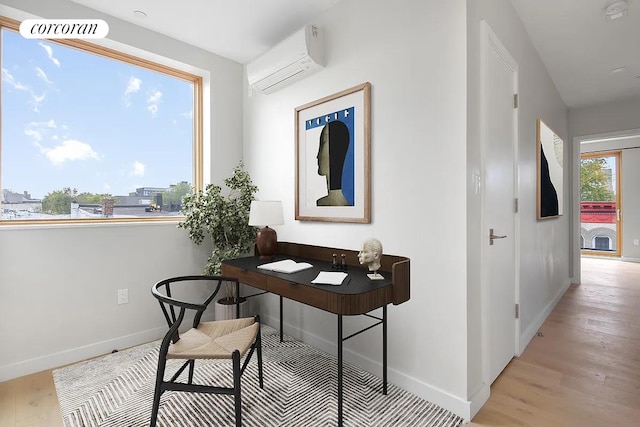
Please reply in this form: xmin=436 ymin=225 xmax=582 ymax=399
xmin=247 ymin=25 xmax=325 ymax=94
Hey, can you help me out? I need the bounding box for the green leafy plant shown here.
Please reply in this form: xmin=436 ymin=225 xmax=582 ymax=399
xmin=178 ymin=161 xmax=258 ymax=302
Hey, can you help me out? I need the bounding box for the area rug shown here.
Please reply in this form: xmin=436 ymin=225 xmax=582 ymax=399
xmin=54 ymin=326 xmax=464 ymax=427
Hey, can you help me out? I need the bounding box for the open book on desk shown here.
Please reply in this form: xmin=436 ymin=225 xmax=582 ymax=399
xmin=257 ymin=259 xmax=313 ymax=274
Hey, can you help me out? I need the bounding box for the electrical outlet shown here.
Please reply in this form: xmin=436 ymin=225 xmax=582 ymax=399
xmin=634 ymin=239 xmax=639 ymax=246
xmin=117 ymin=289 xmax=128 ymax=305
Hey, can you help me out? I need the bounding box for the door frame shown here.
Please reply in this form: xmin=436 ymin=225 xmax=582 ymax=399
xmin=579 ymin=150 xmax=622 ymax=257
xmin=572 ymin=128 xmax=640 ymax=283
xmin=479 ymin=20 xmax=521 ymax=386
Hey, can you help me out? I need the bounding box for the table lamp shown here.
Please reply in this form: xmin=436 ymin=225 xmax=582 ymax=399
xmin=248 ymin=200 xmax=284 ymax=259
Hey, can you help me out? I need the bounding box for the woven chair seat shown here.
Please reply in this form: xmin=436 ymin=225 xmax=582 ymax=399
xmin=168 ymin=318 xmax=259 ymax=360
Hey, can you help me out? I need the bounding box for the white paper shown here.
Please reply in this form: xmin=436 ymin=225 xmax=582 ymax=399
xmin=257 ymin=259 xmax=313 ymax=273
xmin=311 ymin=271 xmax=348 ymax=285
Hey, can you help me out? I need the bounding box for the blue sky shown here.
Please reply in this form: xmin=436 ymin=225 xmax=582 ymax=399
xmin=1 ymin=28 xmax=194 ymax=199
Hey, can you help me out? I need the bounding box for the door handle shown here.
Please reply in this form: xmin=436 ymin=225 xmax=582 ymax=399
xmin=489 ymin=228 xmax=507 ymax=245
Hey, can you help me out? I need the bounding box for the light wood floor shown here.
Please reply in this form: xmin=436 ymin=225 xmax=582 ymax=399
xmin=470 ymin=257 xmax=640 ymax=426
xmin=1 ymin=257 xmax=638 ymax=427
xmin=0 ymin=366 xmax=63 ymax=427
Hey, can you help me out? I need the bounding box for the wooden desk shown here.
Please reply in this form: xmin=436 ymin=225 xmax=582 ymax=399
xmin=221 ymin=242 xmax=410 ymax=427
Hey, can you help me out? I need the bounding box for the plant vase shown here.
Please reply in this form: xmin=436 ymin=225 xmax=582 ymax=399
xmin=214 ymin=297 xmax=248 ymax=320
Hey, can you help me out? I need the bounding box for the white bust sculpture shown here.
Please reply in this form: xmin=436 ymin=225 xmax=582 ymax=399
xmin=358 ymin=238 xmax=384 ymax=280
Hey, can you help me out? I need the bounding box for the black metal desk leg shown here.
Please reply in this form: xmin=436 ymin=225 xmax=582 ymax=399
xmin=236 ymin=281 xmax=240 ymax=318
xmin=338 ymin=314 xmax=343 ymax=427
xmin=279 ymin=296 xmax=283 ymax=342
xmin=383 ymin=305 xmax=388 ymax=395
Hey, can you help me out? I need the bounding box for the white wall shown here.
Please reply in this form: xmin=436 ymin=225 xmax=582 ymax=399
xmin=467 ymin=0 xmax=571 ymax=411
xmin=622 ymin=148 xmax=640 ymax=260
xmin=0 ymin=0 xmax=244 ymax=381
xmin=570 ymin=97 xmax=640 ymax=138
xmin=244 ymin=0 xmax=470 ymax=418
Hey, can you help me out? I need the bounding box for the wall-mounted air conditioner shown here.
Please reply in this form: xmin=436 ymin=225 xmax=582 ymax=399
xmin=247 ymin=25 xmax=324 ymax=95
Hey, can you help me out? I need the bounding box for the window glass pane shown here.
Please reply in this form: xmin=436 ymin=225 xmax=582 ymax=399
xmin=594 ymin=236 xmax=611 ymax=251
xmin=1 ymin=26 xmax=199 ymax=221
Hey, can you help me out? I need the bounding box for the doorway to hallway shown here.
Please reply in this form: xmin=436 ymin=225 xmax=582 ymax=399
xmin=580 ymin=151 xmax=621 ymax=256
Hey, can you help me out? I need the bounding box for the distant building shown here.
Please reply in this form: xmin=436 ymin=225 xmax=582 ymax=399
xmin=1 ymin=187 xmax=182 ymax=220
xmin=1 ymin=190 xmax=42 ymax=216
xmin=130 ymin=187 xmax=168 ymax=197
xmin=115 ymin=195 xmax=151 ymax=205
xmin=580 ymin=201 xmax=616 ymax=251
xmin=75 ymin=204 xmax=181 ymax=218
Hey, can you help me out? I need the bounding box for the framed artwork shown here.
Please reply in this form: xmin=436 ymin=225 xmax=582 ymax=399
xmin=537 ymin=118 xmax=564 ymax=219
xmin=295 ymin=82 xmax=371 ymax=223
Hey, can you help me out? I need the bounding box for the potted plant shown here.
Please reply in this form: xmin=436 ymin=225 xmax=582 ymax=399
xmin=178 ymin=161 xmax=258 ymax=319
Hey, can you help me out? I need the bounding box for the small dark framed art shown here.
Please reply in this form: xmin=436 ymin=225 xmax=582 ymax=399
xmin=537 ymin=118 xmax=564 ymax=219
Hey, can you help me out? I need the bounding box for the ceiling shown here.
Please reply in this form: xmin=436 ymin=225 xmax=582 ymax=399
xmin=69 ymin=0 xmax=343 ymax=64
xmin=510 ymin=0 xmax=640 ymax=109
xmin=69 ymin=0 xmax=640 ymax=110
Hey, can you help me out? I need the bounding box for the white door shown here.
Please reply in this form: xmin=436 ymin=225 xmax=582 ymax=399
xmin=482 ymin=22 xmax=518 ymax=383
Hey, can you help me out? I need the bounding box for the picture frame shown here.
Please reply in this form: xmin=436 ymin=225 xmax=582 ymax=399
xmin=537 ymin=118 xmax=564 ymax=219
xmin=295 ymin=82 xmax=371 ymax=223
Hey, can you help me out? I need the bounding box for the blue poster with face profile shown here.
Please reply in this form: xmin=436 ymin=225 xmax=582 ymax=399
xmin=305 ymin=107 xmax=355 ymax=206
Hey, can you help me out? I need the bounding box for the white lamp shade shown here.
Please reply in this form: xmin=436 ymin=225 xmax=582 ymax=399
xmin=248 ymin=200 xmax=284 ymax=226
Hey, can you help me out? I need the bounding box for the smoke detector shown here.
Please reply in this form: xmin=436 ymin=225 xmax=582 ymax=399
xmin=605 ymin=1 xmax=628 ymax=20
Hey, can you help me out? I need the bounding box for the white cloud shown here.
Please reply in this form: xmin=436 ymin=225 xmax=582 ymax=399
xmin=148 ymin=90 xmax=162 ymax=103
xmin=131 ymin=161 xmax=145 ymax=177
xmin=25 ymin=120 xmax=103 ymax=170
xmin=38 ymin=42 xmax=61 ymax=67
xmin=3 ymin=68 xmax=46 ymax=112
xmin=123 ymin=76 xmax=142 ymax=107
xmin=147 ymin=104 xmax=158 ymax=116
xmin=38 ymin=140 xmax=100 ymax=166
xmin=24 ymin=119 xmax=58 ymax=143
xmin=35 ymin=67 xmax=52 ymax=84
xmin=181 ymin=111 xmax=193 ymax=119
xmin=26 ymin=118 xmax=57 ymax=129
xmin=125 ymin=76 xmax=142 ymax=95
xmin=25 ymin=129 xmax=43 ymax=142
xmin=147 ymin=89 xmax=162 ymax=117
xmin=29 ymin=93 xmax=46 ymax=112
xmin=2 ymin=68 xmax=29 ymax=91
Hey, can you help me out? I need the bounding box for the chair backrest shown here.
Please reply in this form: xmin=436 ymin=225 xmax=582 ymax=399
xmin=151 ymin=275 xmax=239 ymax=344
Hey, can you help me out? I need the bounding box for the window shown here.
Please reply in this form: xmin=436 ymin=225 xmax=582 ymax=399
xmin=594 ymin=236 xmax=611 ymax=251
xmin=580 ymin=150 xmax=620 ymax=256
xmin=0 ymin=16 xmax=202 ymax=223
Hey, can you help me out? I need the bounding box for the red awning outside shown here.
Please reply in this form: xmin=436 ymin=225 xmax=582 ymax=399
xmin=580 ymin=202 xmax=616 ymax=224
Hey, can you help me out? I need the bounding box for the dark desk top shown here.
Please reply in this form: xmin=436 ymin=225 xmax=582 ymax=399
xmin=224 ymin=254 xmax=393 ymax=295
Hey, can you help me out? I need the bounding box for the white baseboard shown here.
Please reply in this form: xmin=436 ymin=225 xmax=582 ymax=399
xmin=468 ymin=383 xmax=490 ymax=420
xmin=518 ymin=278 xmax=571 ymax=355
xmin=0 ymin=312 xmax=216 ymax=384
xmin=621 ymin=256 xmax=640 ymax=263
xmin=261 ymin=314 xmax=473 ymax=421
xmin=0 ymin=326 xmax=166 ymax=383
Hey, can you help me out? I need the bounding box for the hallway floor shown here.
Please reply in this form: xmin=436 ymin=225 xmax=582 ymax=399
xmin=470 ymin=256 xmax=640 ymax=426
